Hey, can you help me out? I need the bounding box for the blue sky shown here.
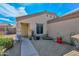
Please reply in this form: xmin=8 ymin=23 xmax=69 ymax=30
xmin=0 ymin=3 xmax=79 ymax=25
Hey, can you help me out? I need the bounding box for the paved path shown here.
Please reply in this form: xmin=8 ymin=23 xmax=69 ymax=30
xmin=5 ymin=41 xmax=21 ymax=56
xmin=21 ymin=38 xmax=39 ymax=56
xmin=5 ymin=37 xmax=75 ymax=56
xmin=5 ymin=37 xmax=39 ymax=56
xmin=31 ymin=40 xmax=75 ymax=56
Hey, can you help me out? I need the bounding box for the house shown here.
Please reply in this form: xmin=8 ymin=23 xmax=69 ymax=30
xmin=47 ymin=11 xmax=79 ymax=43
xmin=0 ymin=23 xmax=8 ymax=35
xmin=16 ymin=10 xmax=79 ymax=43
xmin=0 ymin=23 xmax=16 ymax=35
xmin=16 ymin=11 xmax=56 ymax=37
xmin=7 ymin=25 xmax=16 ymax=34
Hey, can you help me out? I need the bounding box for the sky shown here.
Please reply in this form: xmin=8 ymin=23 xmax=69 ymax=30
xmin=0 ymin=3 xmax=79 ymax=25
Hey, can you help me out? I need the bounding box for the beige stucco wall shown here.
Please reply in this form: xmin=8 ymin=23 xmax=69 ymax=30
xmin=47 ymin=17 xmax=79 ymax=43
xmin=16 ymin=13 xmax=55 ymax=36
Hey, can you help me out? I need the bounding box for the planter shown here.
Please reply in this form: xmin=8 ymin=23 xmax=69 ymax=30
xmin=36 ymin=36 xmax=40 ymax=40
xmin=29 ymin=37 xmax=32 ymax=40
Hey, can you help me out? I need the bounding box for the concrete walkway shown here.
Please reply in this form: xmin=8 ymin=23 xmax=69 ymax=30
xmin=31 ymin=40 xmax=75 ymax=56
xmin=5 ymin=37 xmax=39 ymax=56
xmin=21 ymin=38 xmax=39 ymax=56
xmin=5 ymin=41 xmax=21 ymax=56
xmin=5 ymin=37 xmax=75 ymax=56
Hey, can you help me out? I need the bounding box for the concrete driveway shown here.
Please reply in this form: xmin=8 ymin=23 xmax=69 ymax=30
xmin=31 ymin=40 xmax=75 ymax=56
xmin=5 ymin=37 xmax=75 ymax=56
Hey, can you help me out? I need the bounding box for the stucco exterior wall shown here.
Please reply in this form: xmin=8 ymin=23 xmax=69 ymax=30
xmin=16 ymin=13 xmax=55 ymax=36
xmin=47 ymin=18 xmax=79 ymax=43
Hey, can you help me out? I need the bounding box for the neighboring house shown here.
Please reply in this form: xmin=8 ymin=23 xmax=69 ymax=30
xmin=0 ymin=23 xmax=9 ymax=35
xmin=47 ymin=11 xmax=79 ymax=43
xmin=7 ymin=25 xmax=16 ymax=34
xmin=0 ymin=23 xmax=16 ymax=35
xmin=16 ymin=11 xmax=56 ymax=37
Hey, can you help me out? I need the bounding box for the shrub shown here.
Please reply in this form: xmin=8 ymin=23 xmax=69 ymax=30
xmin=0 ymin=37 xmax=13 ymax=49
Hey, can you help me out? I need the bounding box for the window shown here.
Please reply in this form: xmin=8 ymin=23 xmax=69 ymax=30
xmin=36 ymin=24 xmax=43 ymax=34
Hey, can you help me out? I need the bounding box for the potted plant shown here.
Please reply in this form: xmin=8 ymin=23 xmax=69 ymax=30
xmin=29 ymin=36 xmax=32 ymax=40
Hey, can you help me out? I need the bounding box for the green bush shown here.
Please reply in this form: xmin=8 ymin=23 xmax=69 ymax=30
xmin=0 ymin=37 xmax=13 ymax=49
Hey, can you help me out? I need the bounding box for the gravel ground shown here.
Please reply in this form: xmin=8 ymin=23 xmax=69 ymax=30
xmin=31 ymin=40 xmax=75 ymax=56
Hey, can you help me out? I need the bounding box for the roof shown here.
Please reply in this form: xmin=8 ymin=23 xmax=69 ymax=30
xmin=0 ymin=26 xmax=7 ymax=28
xmin=0 ymin=23 xmax=9 ymax=26
xmin=16 ymin=11 xmax=55 ymax=21
xmin=47 ymin=11 xmax=79 ymax=24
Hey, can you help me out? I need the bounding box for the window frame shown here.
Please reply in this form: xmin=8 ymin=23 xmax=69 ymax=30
xmin=36 ymin=23 xmax=43 ymax=34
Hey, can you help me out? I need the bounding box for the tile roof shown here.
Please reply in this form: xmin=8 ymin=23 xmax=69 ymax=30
xmin=47 ymin=11 xmax=79 ymax=24
xmin=16 ymin=11 xmax=55 ymax=21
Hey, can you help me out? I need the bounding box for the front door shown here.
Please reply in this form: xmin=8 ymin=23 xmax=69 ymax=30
xmin=21 ymin=23 xmax=29 ymax=37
